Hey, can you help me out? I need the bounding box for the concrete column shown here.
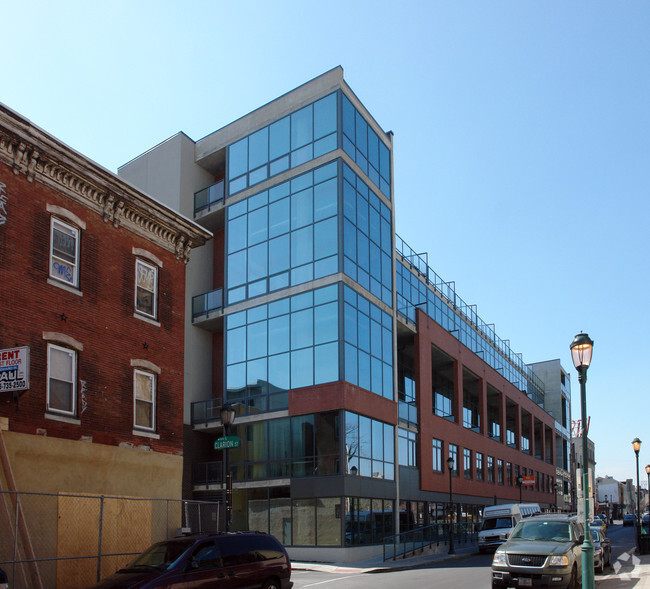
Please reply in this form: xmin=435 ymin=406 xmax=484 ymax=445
xmin=515 ymin=404 xmax=522 ymax=450
xmin=499 ymin=393 xmax=507 ymax=444
xmin=453 ymin=360 xmax=463 ymax=425
xmin=478 ymin=377 xmax=488 ymax=436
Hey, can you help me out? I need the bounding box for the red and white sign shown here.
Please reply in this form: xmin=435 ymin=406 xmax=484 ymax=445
xmin=521 ymin=475 xmax=535 ymax=487
xmin=0 ymin=346 xmax=29 ymax=392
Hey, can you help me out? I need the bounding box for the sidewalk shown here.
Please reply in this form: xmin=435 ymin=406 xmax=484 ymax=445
xmin=293 ymin=544 xmax=650 ymax=587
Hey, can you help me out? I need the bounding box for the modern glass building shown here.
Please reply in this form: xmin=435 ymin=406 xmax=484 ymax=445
xmin=119 ymin=67 xmax=562 ymax=562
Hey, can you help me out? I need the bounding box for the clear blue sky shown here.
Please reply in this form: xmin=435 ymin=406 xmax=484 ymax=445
xmin=4 ymin=1 xmax=649 ymax=484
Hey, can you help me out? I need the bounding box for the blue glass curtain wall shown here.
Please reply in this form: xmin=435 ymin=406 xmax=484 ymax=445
xmin=226 ymin=90 xmax=392 ymax=202
xmin=344 ymin=411 xmax=395 ymax=480
xmin=226 ymin=161 xmax=339 ymax=305
xmin=225 ymin=284 xmax=395 ymax=414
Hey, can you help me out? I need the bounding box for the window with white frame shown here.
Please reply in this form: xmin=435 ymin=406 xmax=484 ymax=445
xmin=50 ymin=218 xmax=80 ymax=287
xmin=135 ymin=259 xmax=158 ymax=319
xmin=134 ymin=369 xmax=156 ymax=431
xmin=47 ymin=344 xmax=76 ymax=415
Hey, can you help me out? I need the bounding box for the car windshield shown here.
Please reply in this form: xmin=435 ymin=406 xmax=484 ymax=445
xmin=481 ymin=517 xmax=514 ymax=531
xmin=123 ymin=540 xmax=193 ymax=571
xmin=511 ymin=521 xmax=571 ymax=542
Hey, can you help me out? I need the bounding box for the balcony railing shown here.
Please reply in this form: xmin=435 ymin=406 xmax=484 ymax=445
xmin=194 ymin=461 xmax=223 ymax=486
xmin=191 ymin=398 xmax=223 ymax=425
xmin=192 ymin=288 xmax=223 ymax=321
xmin=194 ymin=180 xmax=225 ymax=216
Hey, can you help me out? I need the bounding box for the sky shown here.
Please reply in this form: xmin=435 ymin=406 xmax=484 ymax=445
xmin=3 ymin=1 xmax=649 ymax=484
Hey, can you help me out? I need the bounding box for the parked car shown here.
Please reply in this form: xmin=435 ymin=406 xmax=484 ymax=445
xmin=623 ymin=514 xmax=636 ymax=526
xmin=642 ymin=514 xmax=650 ymax=526
xmin=86 ymin=531 xmax=293 ymax=589
xmin=478 ymin=503 xmax=542 ymax=553
xmin=591 ymin=518 xmax=607 ymax=535
xmin=590 ymin=527 xmax=611 ymax=574
xmin=492 ymin=514 xmax=584 ymax=588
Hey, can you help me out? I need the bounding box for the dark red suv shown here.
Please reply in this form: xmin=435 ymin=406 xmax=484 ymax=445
xmin=87 ymin=531 xmax=293 ymax=589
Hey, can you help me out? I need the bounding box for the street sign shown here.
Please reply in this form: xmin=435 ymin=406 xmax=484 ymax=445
xmin=214 ymin=436 xmax=241 ymax=450
xmin=521 ymin=475 xmax=535 ymax=487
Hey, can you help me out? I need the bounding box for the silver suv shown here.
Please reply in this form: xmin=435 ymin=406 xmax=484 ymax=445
xmin=491 ymin=514 xmax=584 ymax=588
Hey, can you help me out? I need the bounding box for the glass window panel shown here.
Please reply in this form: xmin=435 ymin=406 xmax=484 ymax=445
xmin=247 ymin=305 xmax=267 ymax=323
xmin=343 ymin=180 xmax=356 ymax=222
xmin=228 ymin=286 xmax=246 ymax=304
xmin=369 ymin=242 xmax=381 ymax=278
xmin=359 ymin=416 xmax=371 ymax=459
xmin=314 ymin=301 xmax=338 ymax=344
xmin=291 ymin=106 xmax=313 ymax=149
xmin=268 ymin=234 xmax=290 ymax=275
xmin=314 ymin=218 xmax=337 ymax=260
xmin=228 ymin=199 xmax=248 ymax=220
xmin=357 ymin=269 xmax=370 ymax=292
xmin=291 ymin=144 xmax=312 ymax=167
xmin=248 ymin=190 xmax=268 ymax=211
xmin=357 ymin=198 xmax=369 ymax=234
xmin=291 ymin=348 xmax=313 ymax=389
xmin=382 ymin=327 xmax=392 ymax=362
xmin=293 ymin=499 xmax=315 ymax=546
xmin=344 ymin=302 xmax=357 ymax=345
xmin=344 ymin=344 xmax=358 ymax=385
xmin=268 ymin=315 xmax=290 ymax=355
xmin=314 ymin=342 xmax=338 ymax=384
xmin=228 ymin=215 xmax=247 ymax=252
xmin=269 ymin=180 xmax=290 ymax=202
xmin=291 ymin=188 xmax=313 ymax=230
xmin=357 ymin=312 xmax=370 ymax=352
xmin=270 ymin=273 xmax=289 ymax=291
xmin=314 ymin=255 xmax=338 ymax=279
xmin=379 ymin=142 xmax=390 ymax=183
xmin=371 ymin=357 xmax=383 ymax=395
xmin=270 ymin=156 xmax=290 ymax=176
xmin=270 ymin=117 xmax=290 ymax=160
xmin=248 ymin=127 xmax=269 ymax=170
xmin=291 ymin=172 xmax=313 ymax=192
xmin=314 ymin=178 xmax=338 ymax=222
xmin=228 ymin=310 xmax=247 ymax=329
xmin=227 ymin=326 xmax=246 ymax=364
xmin=314 ymin=93 xmax=337 ymax=139
xmin=372 ymin=420 xmax=383 ymax=460
xmin=269 ymin=353 xmax=290 ymax=391
xmin=342 ymin=94 xmax=355 ymax=140
xmin=291 ymin=264 xmax=314 ymax=288
xmin=269 ymin=198 xmax=290 ymax=238
xmin=248 ymin=279 xmax=267 ymax=298
xmin=370 ymin=319 xmax=382 ymax=359
xmin=228 ymin=250 xmax=247 ymax=287
xmin=226 ymin=362 xmax=246 ymax=397
xmin=229 ymin=176 xmax=247 ymax=195
xmin=315 ymin=284 xmax=337 ymax=304
xmin=248 ymin=166 xmax=268 ymax=187
xmin=291 ymin=291 xmax=312 ymax=311
xmin=369 ymin=207 xmax=381 ymax=245
xmin=291 ymin=308 xmax=313 ymax=350
xmin=343 ymin=219 xmax=356 ymax=261
xmin=247 ymin=243 xmax=267 ymax=282
xmin=315 ymin=161 xmax=337 ymax=183
xmin=291 ymin=226 xmax=313 ymax=267
xmin=368 ymin=129 xmax=379 ymax=169
xmin=314 ymin=134 xmax=337 ymax=158
xmin=247 ymin=358 xmax=267 ymax=395
xmin=316 ymin=497 xmax=341 ymax=546
xmin=229 ymin=137 xmax=248 ymax=179
xmin=355 ymin=112 xmax=367 ymax=156
xmin=358 ymin=351 xmax=370 ymax=391
xmin=247 ymin=321 xmax=267 ymax=360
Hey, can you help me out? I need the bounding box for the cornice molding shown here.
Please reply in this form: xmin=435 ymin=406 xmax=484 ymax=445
xmin=0 ymin=105 xmax=211 ymax=262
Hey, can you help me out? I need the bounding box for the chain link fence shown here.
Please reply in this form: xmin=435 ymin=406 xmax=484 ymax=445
xmin=0 ymin=491 xmax=221 ymax=589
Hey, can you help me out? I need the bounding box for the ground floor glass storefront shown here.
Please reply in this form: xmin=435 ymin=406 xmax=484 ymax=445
xmin=227 ymin=486 xmax=486 ymax=547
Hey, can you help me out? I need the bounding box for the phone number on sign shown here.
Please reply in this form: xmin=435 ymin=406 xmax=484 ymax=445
xmin=0 ymin=381 xmax=25 ymax=391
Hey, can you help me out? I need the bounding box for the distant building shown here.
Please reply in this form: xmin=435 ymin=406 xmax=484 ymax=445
xmin=531 ymin=359 xmax=572 ymax=511
xmin=120 ymin=67 xmax=563 ymax=561
xmin=596 ymin=476 xmax=625 ymax=519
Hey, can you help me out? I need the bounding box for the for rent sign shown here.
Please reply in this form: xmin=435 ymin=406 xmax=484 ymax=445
xmin=0 ymin=347 xmax=30 ymax=392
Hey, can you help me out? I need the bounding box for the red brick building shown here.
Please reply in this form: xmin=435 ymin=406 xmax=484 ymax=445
xmin=0 ymin=104 xmax=210 ymax=499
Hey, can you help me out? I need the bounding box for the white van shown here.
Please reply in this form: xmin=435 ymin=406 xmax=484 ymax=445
xmin=478 ymin=503 xmax=541 ymax=553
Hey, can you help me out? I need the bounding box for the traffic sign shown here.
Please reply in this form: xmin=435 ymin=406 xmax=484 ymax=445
xmin=214 ymin=436 xmax=241 ymax=450
xmin=521 ymin=475 xmax=535 ymax=486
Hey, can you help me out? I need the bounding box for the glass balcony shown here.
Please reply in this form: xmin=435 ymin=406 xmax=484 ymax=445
xmin=194 ymin=180 xmax=225 ymax=216
xmin=191 ymin=398 xmax=223 ymax=425
xmin=398 ymin=401 xmax=418 ymax=427
xmin=193 ymin=461 xmax=223 ymax=486
xmin=192 ymin=288 xmax=223 ymax=321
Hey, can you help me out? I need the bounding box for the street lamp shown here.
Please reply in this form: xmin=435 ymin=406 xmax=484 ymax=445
xmin=570 ymin=332 xmax=594 ymax=589
xmin=553 ymin=481 xmax=559 ymax=512
xmin=220 ymin=403 xmax=236 ymax=532
xmin=516 ymin=475 xmax=523 ymax=505
xmin=633 ymin=438 xmax=642 ymax=529
xmin=447 ymin=456 xmax=455 ymax=555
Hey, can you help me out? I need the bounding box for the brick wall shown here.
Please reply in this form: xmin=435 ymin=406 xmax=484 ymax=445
xmin=0 ymin=161 xmax=186 ymax=455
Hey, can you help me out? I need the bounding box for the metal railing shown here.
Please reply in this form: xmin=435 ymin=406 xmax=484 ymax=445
xmin=194 ymin=179 xmax=225 ymax=215
xmin=0 ymin=490 xmax=221 ymax=589
xmin=192 ymin=288 xmax=223 ymax=320
xmin=383 ymin=522 xmax=479 ymax=561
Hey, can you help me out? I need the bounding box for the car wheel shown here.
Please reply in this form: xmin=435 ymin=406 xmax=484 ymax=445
xmin=262 ymin=579 xmax=281 ymax=589
xmin=478 ymin=547 xmax=486 ymax=554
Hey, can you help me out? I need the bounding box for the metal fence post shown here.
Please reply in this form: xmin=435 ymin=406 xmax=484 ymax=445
xmin=96 ymin=496 xmax=104 ymax=583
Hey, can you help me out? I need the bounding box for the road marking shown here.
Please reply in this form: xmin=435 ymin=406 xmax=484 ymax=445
xmin=303 ymin=575 xmax=361 ymax=586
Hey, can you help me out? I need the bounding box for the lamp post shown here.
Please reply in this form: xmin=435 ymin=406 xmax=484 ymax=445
xmin=570 ymin=332 xmax=594 ymax=589
xmin=447 ymin=456 xmax=455 ymax=554
xmin=553 ymin=482 xmax=559 ymax=512
xmin=517 ymin=475 xmax=523 ymax=505
xmin=220 ymin=403 xmax=236 ymax=532
xmin=633 ymin=438 xmax=642 ymax=529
